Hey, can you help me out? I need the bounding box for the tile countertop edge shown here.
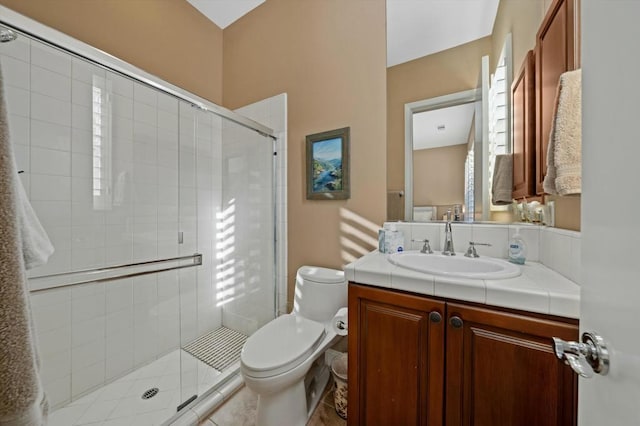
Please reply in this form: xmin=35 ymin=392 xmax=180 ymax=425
xmin=345 ymin=251 xmax=580 ymax=320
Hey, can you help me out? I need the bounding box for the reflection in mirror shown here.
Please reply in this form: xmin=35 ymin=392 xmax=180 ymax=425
xmin=412 ymin=102 xmax=474 ymax=220
xmin=404 ymin=88 xmax=483 ymax=222
xmin=403 ymin=35 xmax=513 ymax=223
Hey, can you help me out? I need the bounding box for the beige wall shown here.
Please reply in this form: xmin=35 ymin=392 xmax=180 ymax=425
xmin=0 ymin=0 xmax=223 ymax=104
xmin=548 ymin=195 xmax=580 ymax=230
xmin=387 ymin=36 xmax=492 ymax=196
xmin=413 ymin=144 xmax=467 ymax=207
xmin=491 ymin=0 xmax=544 ymax=76
xmin=223 ymin=0 xmax=387 ymax=306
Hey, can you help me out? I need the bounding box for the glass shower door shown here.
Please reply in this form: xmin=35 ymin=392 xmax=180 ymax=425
xmin=217 ymin=118 xmax=276 ymax=338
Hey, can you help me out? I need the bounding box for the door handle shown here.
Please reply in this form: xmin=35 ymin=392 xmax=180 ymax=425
xmin=552 ymin=331 xmax=609 ymax=378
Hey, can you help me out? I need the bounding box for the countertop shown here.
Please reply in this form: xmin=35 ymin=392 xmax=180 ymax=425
xmin=345 ymin=251 xmax=580 ymax=319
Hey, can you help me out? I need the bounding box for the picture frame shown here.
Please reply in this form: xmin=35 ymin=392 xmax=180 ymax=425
xmin=306 ymin=127 xmax=350 ymax=200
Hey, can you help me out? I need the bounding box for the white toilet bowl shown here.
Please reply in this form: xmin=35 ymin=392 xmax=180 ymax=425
xmin=240 ymin=266 xmax=347 ymax=426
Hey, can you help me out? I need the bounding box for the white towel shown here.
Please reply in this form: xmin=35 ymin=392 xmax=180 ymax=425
xmin=491 ymin=154 xmax=513 ymax=205
xmin=0 ymin=60 xmax=49 ymax=425
xmin=543 ymin=69 xmax=582 ymax=195
xmin=16 ymin=180 xmax=54 ymax=270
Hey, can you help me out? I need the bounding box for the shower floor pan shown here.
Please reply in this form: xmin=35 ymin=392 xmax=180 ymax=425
xmin=47 ymin=326 xmax=247 ymax=426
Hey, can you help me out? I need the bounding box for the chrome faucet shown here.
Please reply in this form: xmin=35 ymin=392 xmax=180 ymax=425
xmin=442 ymin=210 xmax=455 ymax=256
xmin=412 ymin=239 xmax=433 ymax=254
xmin=464 ymin=241 xmax=492 ymax=258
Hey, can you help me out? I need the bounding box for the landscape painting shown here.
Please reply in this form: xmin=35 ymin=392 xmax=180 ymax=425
xmin=306 ymin=127 xmax=350 ymax=200
xmin=313 ymin=138 xmax=342 ymax=191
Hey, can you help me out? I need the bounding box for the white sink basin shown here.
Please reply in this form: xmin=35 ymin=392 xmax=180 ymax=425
xmin=387 ymin=250 xmax=522 ymax=280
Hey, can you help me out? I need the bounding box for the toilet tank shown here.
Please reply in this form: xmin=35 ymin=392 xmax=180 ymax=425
xmin=293 ymin=266 xmax=347 ymax=322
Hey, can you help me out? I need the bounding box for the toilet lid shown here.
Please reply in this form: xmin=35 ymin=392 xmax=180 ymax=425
xmin=241 ymin=314 xmax=325 ymax=377
xmin=298 ymin=266 xmax=345 ymax=284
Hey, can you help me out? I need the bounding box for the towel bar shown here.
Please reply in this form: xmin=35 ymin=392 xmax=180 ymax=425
xmin=29 ymin=253 xmax=202 ymax=294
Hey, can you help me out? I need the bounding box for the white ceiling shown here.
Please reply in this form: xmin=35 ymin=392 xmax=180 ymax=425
xmin=187 ymin=0 xmax=265 ymax=29
xmin=386 ymin=0 xmax=500 ymax=67
xmin=188 ymin=0 xmax=499 ymax=67
xmin=413 ymin=102 xmax=475 ymax=151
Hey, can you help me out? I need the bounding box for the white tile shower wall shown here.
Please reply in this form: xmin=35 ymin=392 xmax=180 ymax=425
xmin=235 ymin=94 xmax=288 ymax=316
xmin=384 ymin=222 xmax=580 ymax=284
xmin=1 ymin=35 xmax=225 ymax=408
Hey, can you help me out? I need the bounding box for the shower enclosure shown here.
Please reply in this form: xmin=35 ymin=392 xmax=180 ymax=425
xmin=0 ymin=11 xmax=278 ymax=426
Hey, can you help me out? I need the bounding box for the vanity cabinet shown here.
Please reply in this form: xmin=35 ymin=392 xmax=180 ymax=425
xmin=348 ymin=283 xmax=578 ymax=426
xmin=445 ymin=302 xmax=578 ymax=426
xmin=511 ymin=50 xmax=536 ymax=199
xmin=348 ymin=284 xmax=446 ymax=425
xmin=535 ymin=0 xmax=578 ymax=194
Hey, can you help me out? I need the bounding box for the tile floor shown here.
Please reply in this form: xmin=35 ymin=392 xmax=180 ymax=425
xmin=48 ymin=350 xmax=220 ymax=426
xmin=203 ymin=380 xmax=347 ymax=426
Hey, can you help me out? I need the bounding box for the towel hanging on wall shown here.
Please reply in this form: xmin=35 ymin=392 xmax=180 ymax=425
xmin=0 ymin=61 xmax=49 ymax=426
xmin=492 ymin=154 xmax=513 ymax=205
xmin=543 ymin=69 xmax=582 ymax=195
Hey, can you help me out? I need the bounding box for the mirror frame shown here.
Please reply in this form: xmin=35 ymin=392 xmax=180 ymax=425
xmin=404 ymin=88 xmax=482 ymax=222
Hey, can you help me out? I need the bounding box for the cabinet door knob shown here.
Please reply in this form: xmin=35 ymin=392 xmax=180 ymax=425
xmin=429 ymin=311 xmax=442 ymax=323
xmin=449 ymin=316 xmax=463 ymax=328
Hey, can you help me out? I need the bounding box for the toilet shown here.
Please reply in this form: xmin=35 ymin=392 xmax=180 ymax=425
xmin=240 ymin=266 xmax=347 ymax=426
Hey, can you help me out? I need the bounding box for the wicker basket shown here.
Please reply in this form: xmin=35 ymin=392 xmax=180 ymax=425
xmin=331 ymin=352 xmax=348 ymax=419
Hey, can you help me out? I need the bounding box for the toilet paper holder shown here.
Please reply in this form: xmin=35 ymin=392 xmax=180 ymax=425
xmin=333 ymin=307 xmax=348 ymax=335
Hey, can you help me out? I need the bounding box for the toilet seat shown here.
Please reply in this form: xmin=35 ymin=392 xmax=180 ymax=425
xmin=241 ymin=314 xmax=326 ymax=378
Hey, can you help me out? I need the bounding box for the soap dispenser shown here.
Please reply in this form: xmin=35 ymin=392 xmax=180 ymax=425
xmin=508 ymin=228 xmax=527 ymax=265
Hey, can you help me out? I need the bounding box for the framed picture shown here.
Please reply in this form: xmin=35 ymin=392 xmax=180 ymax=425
xmin=306 ymin=127 xmax=350 ymax=200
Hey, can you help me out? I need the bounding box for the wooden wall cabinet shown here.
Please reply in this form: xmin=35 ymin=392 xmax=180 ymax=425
xmin=535 ymin=0 xmax=578 ymax=195
xmin=511 ymin=50 xmax=536 ymax=199
xmin=348 ymin=283 xmax=578 ymax=426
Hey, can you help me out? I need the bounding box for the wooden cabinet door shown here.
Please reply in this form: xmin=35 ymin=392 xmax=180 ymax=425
xmin=445 ymin=303 xmax=578 ymax=426
xmin=535 ymin=0 xmax=577 ymax=194
xmin=512 ymin=50 xmax=536 ymax=199
xmin=348 ymin=284 xmax=445 ymax=426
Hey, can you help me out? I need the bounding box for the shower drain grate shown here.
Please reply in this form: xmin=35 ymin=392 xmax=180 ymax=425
xmin=141 ymin=388 xmax=159 ymax=400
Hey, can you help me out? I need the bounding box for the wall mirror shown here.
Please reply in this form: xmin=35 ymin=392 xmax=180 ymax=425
xmin=404 ymin=35 xmax=512 ymax=223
